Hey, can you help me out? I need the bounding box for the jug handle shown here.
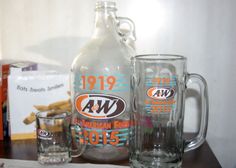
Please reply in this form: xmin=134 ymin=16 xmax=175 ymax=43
xmin=184 ymin=73 xmax=209 ymax=152
xmin=116 ymin=17 xmax=136 ymax=49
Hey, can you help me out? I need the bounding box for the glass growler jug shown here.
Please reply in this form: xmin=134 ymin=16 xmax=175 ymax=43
xmin=70 ymin=1 xmax=136 ymax=162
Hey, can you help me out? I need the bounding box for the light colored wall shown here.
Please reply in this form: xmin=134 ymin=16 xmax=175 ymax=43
xmin=1 ymin=0 xmax=236 ymax=167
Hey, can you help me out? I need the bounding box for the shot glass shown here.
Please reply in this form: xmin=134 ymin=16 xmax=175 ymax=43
xmin=36 ymin=111 xmax=85 ymax=165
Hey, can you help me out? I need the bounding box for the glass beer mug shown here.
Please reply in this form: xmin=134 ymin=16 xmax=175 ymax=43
xmin=130 ymin=54 xmax=209 ymax=168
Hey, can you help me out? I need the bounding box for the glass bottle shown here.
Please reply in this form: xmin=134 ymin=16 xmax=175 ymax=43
xmin=70 ymin=1 xmax=135 ymax=162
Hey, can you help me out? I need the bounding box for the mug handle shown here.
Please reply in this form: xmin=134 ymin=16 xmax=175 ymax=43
xmin=184 ymin=73 xmax=209 ymax=152
xmin=70 ymin=122 xmax=86 ymax=157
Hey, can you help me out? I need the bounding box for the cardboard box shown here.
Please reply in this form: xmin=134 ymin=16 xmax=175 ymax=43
xmin=8 ymin=70 xmax=69 ymax=140
xmin=0 ymin=60 xmax=37 ymax=140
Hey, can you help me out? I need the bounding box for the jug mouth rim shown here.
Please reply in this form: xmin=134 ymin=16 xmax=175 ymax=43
xmin=95 ymin=1 xmax=117 ymax=11
xmin=133 ymin=54 xmax=186 ymax=61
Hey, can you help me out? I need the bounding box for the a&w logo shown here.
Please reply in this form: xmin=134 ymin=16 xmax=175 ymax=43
xmin=147 ymin=87 xmax=175 ymax=100
xmin=75 ymin=94 xmax=126 ymax=119
xmin=38 ymin=129 xmax=52 ymax=140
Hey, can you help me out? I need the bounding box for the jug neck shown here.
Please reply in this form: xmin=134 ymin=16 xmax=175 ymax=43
xmin=92 ymin=1 xmax=119 ymax=38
